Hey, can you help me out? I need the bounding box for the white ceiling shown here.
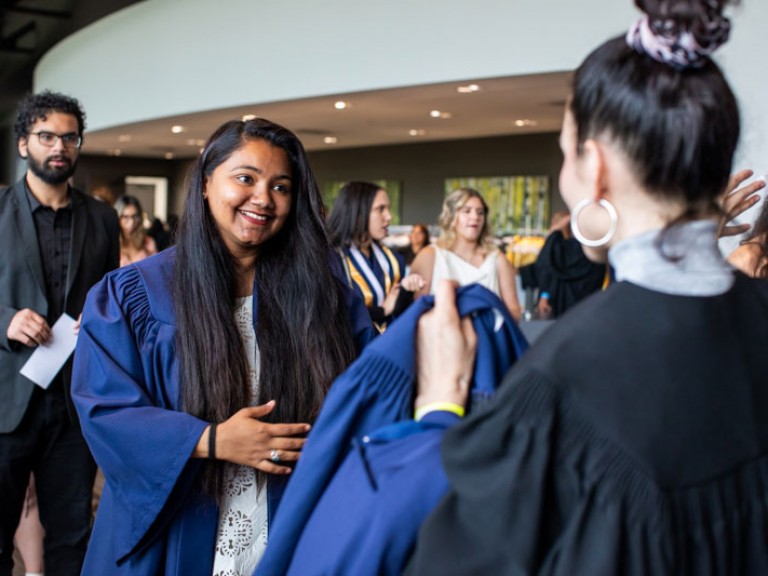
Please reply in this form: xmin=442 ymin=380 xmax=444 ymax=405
xmin=81 ymin=71 xmax=572 ymax=159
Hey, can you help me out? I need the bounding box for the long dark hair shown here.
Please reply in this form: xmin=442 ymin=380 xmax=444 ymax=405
xmin=327 ymin=181 xmax=381 ymax=249
xmin=570 ymin=0 xmax=740 ymax=224
xmin=174 ymin=118 xmax=357 ymax=498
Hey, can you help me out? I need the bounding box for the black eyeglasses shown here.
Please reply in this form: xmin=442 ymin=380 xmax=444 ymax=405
xmin=29 ymin=131 xmax=82 ymax=149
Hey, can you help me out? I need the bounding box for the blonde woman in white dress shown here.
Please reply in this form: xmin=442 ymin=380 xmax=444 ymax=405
xmin=411 ymin=188 xmax=522 ymax=321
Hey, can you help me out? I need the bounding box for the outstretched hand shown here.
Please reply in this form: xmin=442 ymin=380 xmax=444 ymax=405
xmin=415 ymin=280 xmax=477 ymax=410
xmin=719 ymin=169 xmax=765 ymax=238
xmin=211 ymin=400 xmax=311 ymax=475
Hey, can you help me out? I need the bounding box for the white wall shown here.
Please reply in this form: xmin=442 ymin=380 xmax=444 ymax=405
xmin=716 ymin=2 xmax=768 ymax=254
xmin=34 ymin=0 xmax=637 ymax=130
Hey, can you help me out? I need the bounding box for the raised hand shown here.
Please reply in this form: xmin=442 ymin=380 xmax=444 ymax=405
xmin=719 ymin=169 xmax=766 ymax=238
xmin=415 ymin=280 xmax=477 ymax=410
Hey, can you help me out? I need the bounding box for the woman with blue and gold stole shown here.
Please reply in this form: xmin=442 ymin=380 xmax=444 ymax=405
xmin=328 ymin=181 xmax=424 ymax=332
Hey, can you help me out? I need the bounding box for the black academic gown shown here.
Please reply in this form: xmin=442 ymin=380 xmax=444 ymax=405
xmin=408 ymin=274 xmax=768 ymax=575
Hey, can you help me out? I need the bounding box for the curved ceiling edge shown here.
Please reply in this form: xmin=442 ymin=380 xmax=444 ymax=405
xmin=33 ymin=0 xmax=637 ymax=133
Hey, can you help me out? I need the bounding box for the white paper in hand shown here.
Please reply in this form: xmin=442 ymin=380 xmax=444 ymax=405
xmin=19 ymin=314 xmax=78 ymax=389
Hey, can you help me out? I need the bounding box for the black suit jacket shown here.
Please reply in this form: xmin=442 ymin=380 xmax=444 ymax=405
xmin=0 ymin=178 xmax=119 ymax=433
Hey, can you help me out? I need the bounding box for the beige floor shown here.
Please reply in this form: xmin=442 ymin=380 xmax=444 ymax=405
xmin=12 ymin=470 xmax=104 ymax=576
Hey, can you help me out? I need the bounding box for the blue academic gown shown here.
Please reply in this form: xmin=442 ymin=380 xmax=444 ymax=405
xmin=71 ymin=248 xmax=374 ymax=575
xmin=257 ymin=284 xmax=528 ymax=576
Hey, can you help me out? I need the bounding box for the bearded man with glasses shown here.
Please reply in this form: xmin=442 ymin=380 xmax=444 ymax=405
xmin=0 ymin=90 xmax=119 ymax=576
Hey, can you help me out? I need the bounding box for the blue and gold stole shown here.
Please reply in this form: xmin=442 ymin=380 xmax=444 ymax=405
xmin=344 ymin=243 xmax=402 ymax=309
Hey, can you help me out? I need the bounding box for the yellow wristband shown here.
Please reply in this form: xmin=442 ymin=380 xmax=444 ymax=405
xmin=414 ymin=402 xmax=466 ymax=421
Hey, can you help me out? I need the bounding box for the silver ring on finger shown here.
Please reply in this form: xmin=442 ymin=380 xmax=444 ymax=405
xmin=270 ymin=449 xmax=280 ymax=463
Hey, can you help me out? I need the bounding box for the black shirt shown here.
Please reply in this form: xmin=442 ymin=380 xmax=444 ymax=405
xmin=26 ymin=184 xmax=72 ymax=325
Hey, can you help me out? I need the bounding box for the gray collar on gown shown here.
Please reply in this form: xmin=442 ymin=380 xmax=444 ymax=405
xmin=608 ymin=220 xmax=734 ymax=296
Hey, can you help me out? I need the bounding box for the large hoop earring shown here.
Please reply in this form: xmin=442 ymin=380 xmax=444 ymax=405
xmin=570 ymin=198 xmax=618 ymax=248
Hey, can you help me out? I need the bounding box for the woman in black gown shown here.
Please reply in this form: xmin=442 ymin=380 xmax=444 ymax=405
xmin=407 ymin=1 xmax=768 ymax=574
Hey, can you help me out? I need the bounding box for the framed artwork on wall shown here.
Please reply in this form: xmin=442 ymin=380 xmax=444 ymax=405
xmin=125 ymin=176 xmax=169 ymax=222
xmin=444 ymin=175 xmax=550 ymax=235
xmin=323 ymin=180 xmax=402 ymax=225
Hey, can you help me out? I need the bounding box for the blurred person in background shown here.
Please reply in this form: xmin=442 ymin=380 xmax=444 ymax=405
xmin=328 ymin=181 xmax=424 ymax=332
xmin=402 ymin=223 xmax=431 ymax=266
xmin=114 ymin=195 xmax=157 ymax=266
xmin=411 ymin=188 xmax=522 ymax=321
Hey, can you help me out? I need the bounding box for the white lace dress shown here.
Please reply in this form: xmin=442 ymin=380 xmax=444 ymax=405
xmin=212 ymin=296 xmax=269 ymax=576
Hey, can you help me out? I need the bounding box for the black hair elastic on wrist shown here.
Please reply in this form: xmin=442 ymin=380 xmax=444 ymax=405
xmin=208 ymin=423 xmax=217 ymax=460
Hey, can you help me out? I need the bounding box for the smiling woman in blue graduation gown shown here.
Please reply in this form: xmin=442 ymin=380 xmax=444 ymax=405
xmin=71 ymin=118 xmax=373 ymax=575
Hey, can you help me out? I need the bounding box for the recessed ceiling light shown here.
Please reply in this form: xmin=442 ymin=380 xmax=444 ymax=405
xmin=409 ymin=129 xmax=426 ymax=136
xmin=457 ymin=84 xmax=480 ymax=93
xmin=164 ymin=152 xmax=175 ymax=159
xmin=430 ymin=110 xmax=452 ymax=119
xmin=430 ymin=110 xmax=441 ymax=118
xmin=514 ymin=119 xmax=538 ymax=127
xmin=334 ymin=101 xmax=349 ymax=110
xmin=118 ymin=134 xmax=132 ymax=142
xmin=171 ymin=125 xmax=185 ymax=134
xmin=242 ymin=114 xmax=257 ymax=121
xmin=323 ymin=136 xmax=338 ymax=144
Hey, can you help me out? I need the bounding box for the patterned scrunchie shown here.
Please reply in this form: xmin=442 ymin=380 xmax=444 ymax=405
xmin=626 ymin=2 xmax=731 ymax=69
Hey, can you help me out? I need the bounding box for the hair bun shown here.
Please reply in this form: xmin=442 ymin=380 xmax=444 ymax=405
xmin=628 ymin=0 xmax=733 ymax=68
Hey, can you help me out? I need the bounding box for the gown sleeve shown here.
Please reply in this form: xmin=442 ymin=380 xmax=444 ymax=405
xmin=406 ymin=368 xmax=566 ymax=576
xmin=71 ymin=266 xmax=209 ymax=563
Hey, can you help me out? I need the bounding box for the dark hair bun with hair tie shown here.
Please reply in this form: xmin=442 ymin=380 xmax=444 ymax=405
xmin=627 ymin=0 xmax=737 ymax=68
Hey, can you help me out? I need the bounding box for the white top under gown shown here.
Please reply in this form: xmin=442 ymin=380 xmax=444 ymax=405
xmin=429 ymin=246 xmax=501 ymax=296
xmin=212 ymin=296 xmax=268 ymax=576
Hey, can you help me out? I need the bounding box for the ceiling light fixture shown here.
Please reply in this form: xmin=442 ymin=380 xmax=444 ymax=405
xmin=430 ymin=110 xmax=441 ymax=118
xmin=334 ymin=101 xmax=349 ymax=110
xmin=242 ymin=114 xmax=257 ymax=121
xmin=323 ymin=136 xmax=338 ymax=144
xmin=409 ymin=129 xmax=426 ymax=136
xmin=118 ymin=134 xmax=132 ymax=143
xmin=164 ymin=152 xmax=175 ymax=159
xmin=514 ymin=119 xmax=538 ymax=127
xmin=456 ymin=84 xmax=480 ymax=93
xmin=430 ymin=110 xmax=452 ymax=119
xmin=170 ymin=125 xmax=185 ymax=134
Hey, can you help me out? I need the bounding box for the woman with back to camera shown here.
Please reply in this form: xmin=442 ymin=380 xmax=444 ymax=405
xmin=70 ymin=118 xmax=374 ymax=575
xmin=407 ymin=1 xmax=768 ymax=574
xmin=410 ymin=187 xmax=522 ymax=321
xmin=328 ymin=181 xmax=424 ymax=331
xmin=115 ymin=194 xmax=157 ymax=266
